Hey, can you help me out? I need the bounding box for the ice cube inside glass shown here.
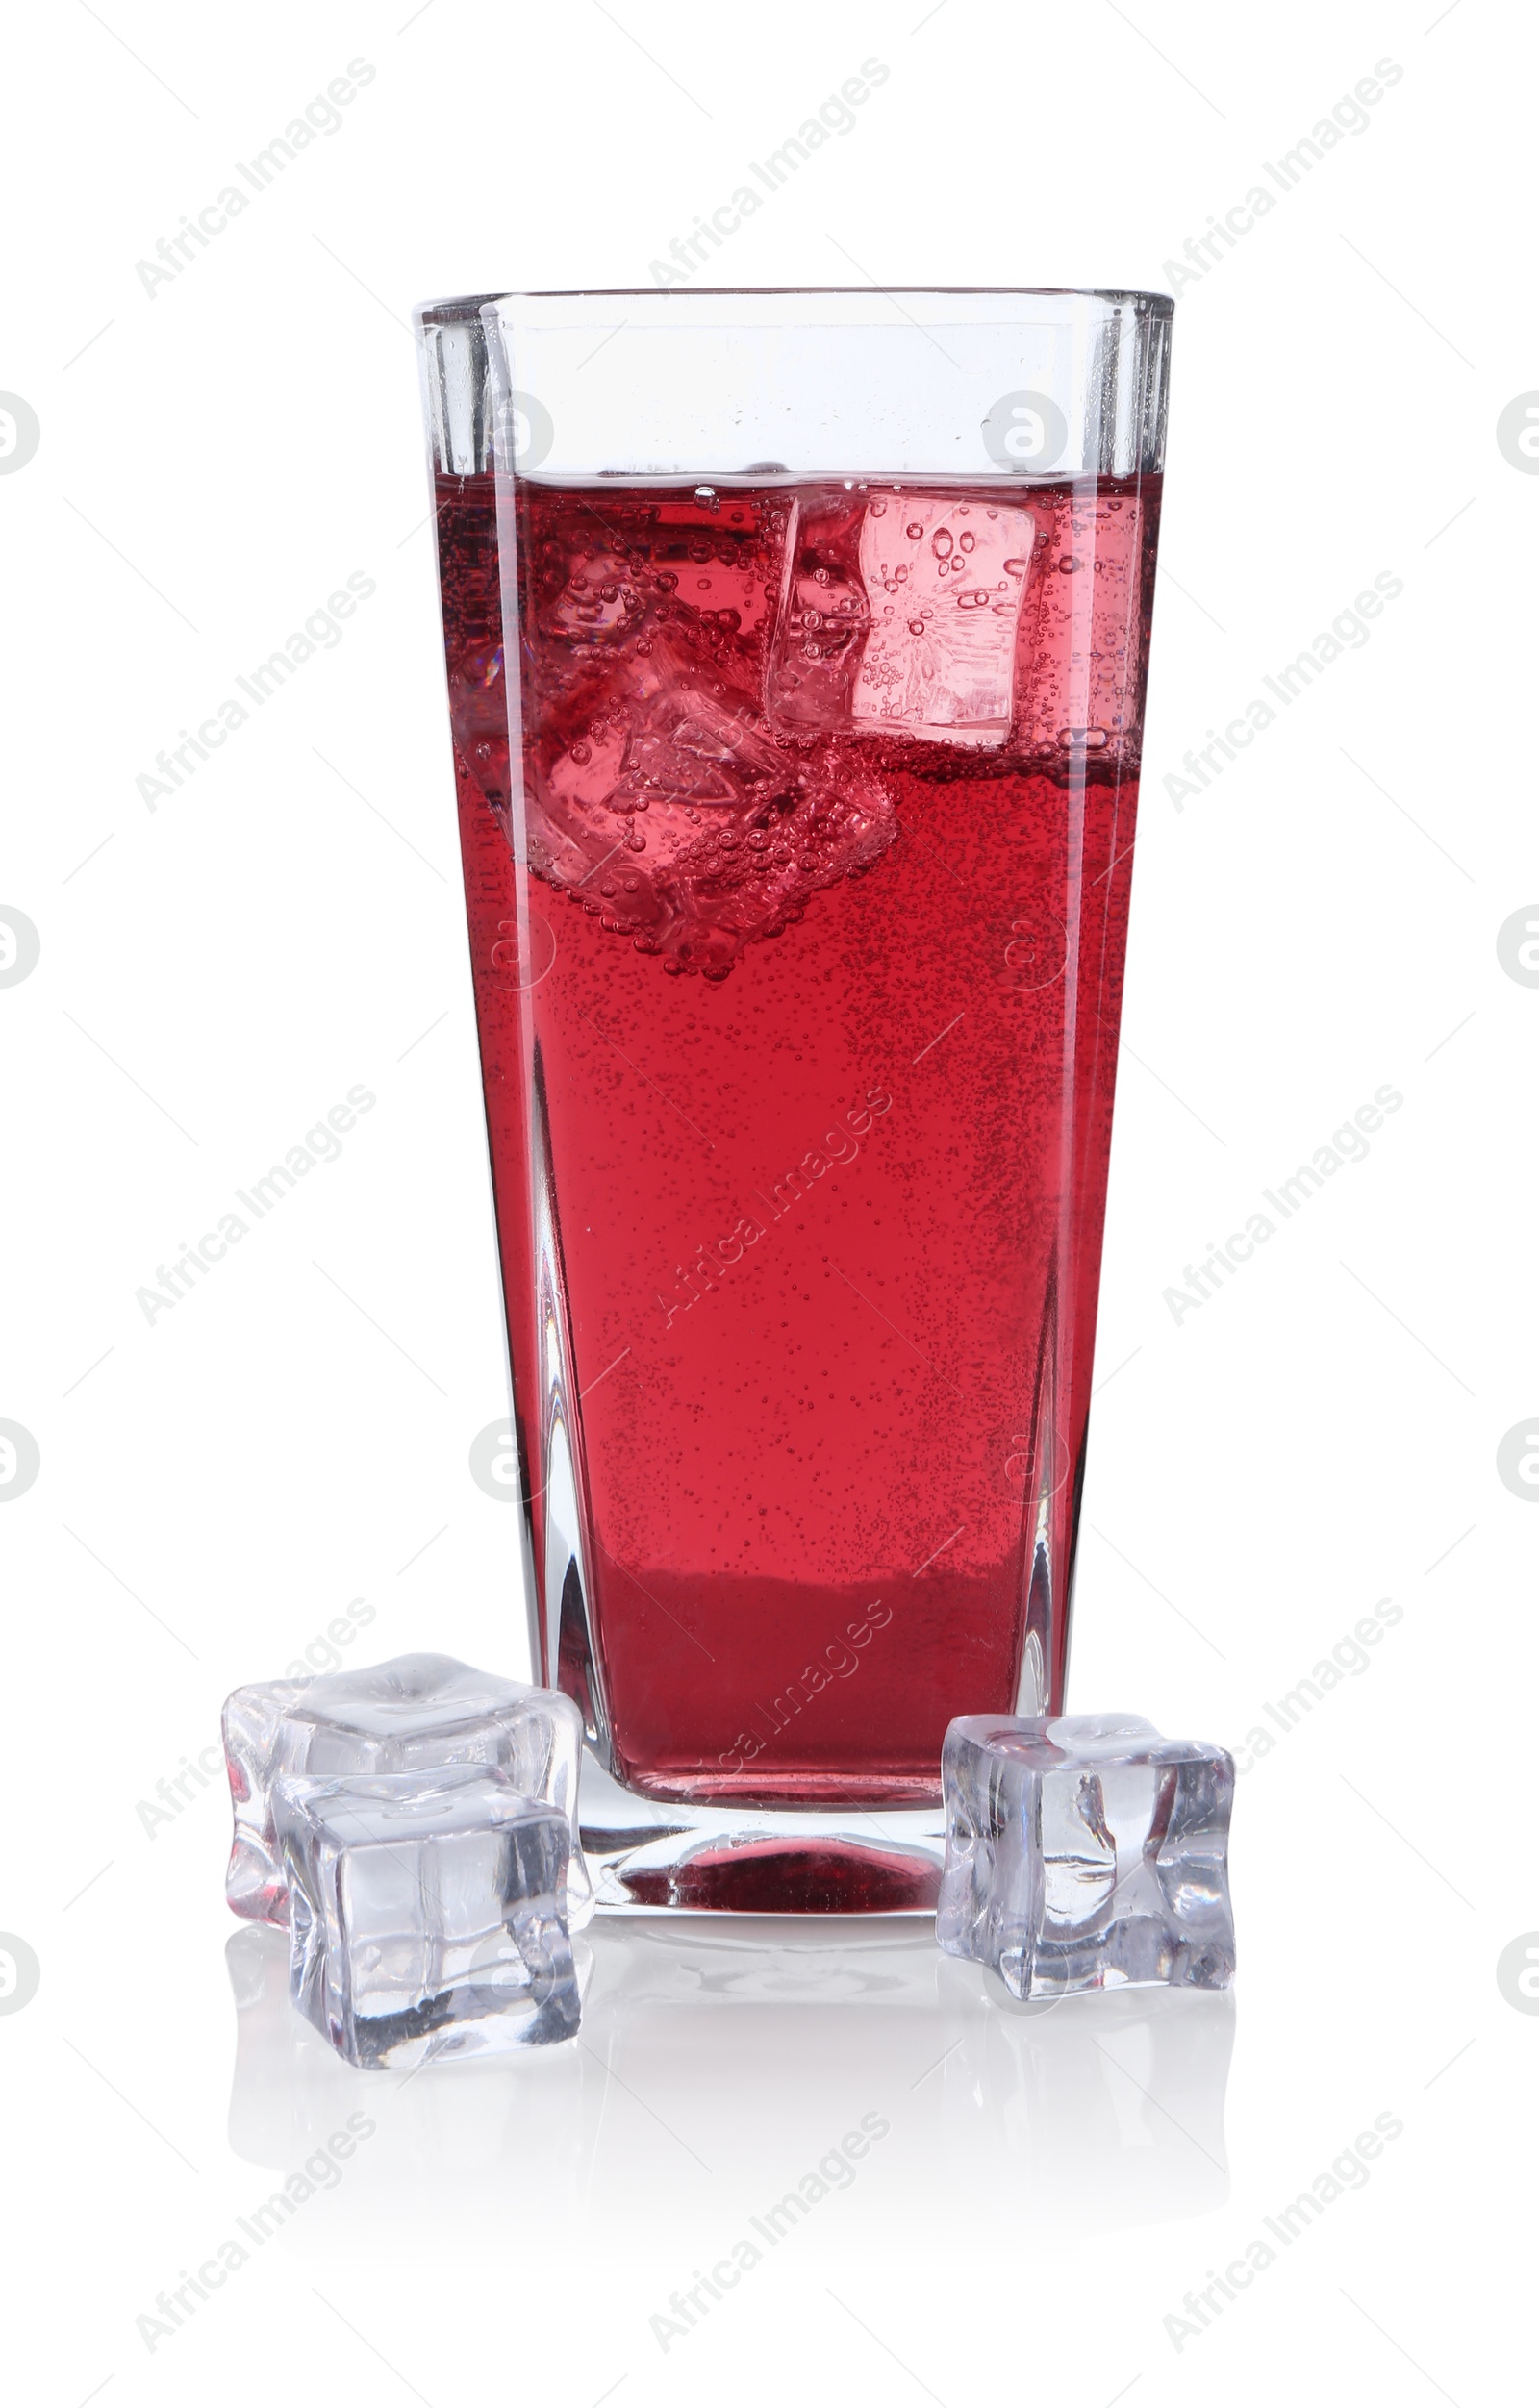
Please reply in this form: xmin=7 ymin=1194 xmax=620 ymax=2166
xmin=937 ymin=1714 xmax=1235 ymax=1999
xmin=222 ymin=1652 xmax=591 ymax=1930
xmin=274 ymin=1766 xmax=580 ymax=2068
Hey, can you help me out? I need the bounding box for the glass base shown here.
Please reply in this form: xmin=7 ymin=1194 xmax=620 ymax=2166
xmin=578 ymin=1749 xmax=946 ymax=1914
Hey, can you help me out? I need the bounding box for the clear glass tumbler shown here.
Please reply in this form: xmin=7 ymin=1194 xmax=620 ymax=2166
xmin=415 ymin=288 xmax=1172 ymax=1911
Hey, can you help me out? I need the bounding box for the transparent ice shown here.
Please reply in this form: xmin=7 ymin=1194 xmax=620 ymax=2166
xmin=853 ymin=496 xmax=1037 ymax=744
xmin=222 ymin=1652 xmax=591 ymax=1931
xmin=766 ymin=493 xmax=1038 ymax=746
xmin=274 ymin=1767 xmax=580 ymax=2068
xmin=937 ymin=1715 xmax=1235 ymax=1999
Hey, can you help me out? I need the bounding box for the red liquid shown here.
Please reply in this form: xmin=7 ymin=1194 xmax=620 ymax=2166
xmin=433 ymin=471 xmax=1157 ymax=1808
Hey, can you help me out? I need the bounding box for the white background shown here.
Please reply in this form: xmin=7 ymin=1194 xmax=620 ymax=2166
xmin=2 ymin=1 xmax=1533 ymax=2399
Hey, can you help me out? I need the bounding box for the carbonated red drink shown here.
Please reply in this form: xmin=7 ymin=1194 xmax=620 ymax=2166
xmin=434 ymin=469 xmax=1157 ymax=1808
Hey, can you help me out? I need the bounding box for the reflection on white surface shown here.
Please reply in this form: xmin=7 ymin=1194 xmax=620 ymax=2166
xmin=228 ymin=1916 xmax=1233 ymax=2243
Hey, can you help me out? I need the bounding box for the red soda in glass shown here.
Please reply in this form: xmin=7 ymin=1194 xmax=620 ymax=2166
xmin=418 ymin=289 xmax=1170 ymax=1909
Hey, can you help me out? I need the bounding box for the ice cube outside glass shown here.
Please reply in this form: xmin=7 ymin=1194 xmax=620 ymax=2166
xmin=222 ymin=1652 xmax=591 ymax=1930
xmin=273 ymin=1767 xmax=580 ymax=2068
xmin=937 ymin=1714 xmax=1235 ymax=1998
xmin=415 ymin=288 xmax=1173 ymax=1912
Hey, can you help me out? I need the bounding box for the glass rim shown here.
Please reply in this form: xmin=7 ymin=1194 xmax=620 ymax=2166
xmin=415 ymin=284 xmax=1176 ymax=327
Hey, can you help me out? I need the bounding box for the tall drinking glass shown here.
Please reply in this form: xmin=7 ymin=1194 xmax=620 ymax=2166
xmin=415 ymin=288 xmax=1172 ymax=1911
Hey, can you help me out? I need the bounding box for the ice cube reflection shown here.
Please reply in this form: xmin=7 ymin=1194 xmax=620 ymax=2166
xmin=227 ymin=1916 xmax=1230 ymax=2237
